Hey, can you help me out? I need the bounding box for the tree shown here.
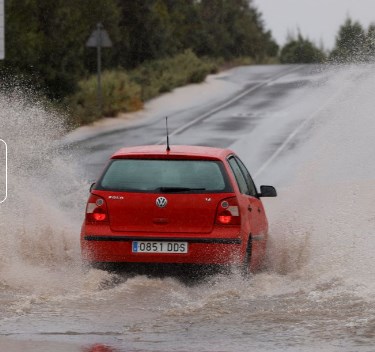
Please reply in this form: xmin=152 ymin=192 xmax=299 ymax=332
xmin=1 ymin=0 xmax=279 ymax=100
xmin=330 ymin=18 xmax=366 ymax=63
xmin=280 ymin=34 xmax=326 ymax=64
xmin=2 ymin=0 xmax=121 ymax=99
xmin=115 ymin=0 xmax=178 ymax=68
xmin=195 ymin=0 xmax=278 ymax=61
xmin=164 ymin=0 xmax=202 ymax=53
xmin=365 ymin=24 xmax=375 ymax=61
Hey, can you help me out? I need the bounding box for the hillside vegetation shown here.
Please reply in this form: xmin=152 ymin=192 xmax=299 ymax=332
xmin=1 ymin=0 xmax=278 ymax=126
xmin=279 ymin=18 xmax=375 ymax=64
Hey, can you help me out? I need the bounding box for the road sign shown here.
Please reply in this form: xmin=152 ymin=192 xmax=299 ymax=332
xmin=0 ymin=0 xmax=4 ymax=59
xmin=86 ymin=23 xmax=112 ymax=48
xmin=86 ymin=23 xmax=113 ymax=115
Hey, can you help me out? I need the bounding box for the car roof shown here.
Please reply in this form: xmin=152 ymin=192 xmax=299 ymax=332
xmin=111 ymin=145 xmax=234 ymax=161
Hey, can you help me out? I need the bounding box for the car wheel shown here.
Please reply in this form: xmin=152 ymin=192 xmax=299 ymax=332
xmin=241 ymin=236 xmax=252 ymax=277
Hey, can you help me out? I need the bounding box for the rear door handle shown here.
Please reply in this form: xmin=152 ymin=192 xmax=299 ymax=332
xmin=248 ymin=206 xmax=252 ymax=212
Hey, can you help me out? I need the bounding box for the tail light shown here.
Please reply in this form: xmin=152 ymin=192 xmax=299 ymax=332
xmin=216 ymin=197 xmax=241 ymax=225
xmin=86 ymin=194 xmax=109 ymax=224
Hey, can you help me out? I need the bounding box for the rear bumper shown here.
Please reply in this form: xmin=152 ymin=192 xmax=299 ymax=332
xmin=81 ymin=227 xmax=244 ymax=265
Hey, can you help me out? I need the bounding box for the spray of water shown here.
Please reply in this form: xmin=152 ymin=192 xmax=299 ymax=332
xmin=0 ymin=88 xmax=89 ymax=295
xmin=1 ymin=66 xmax=375 ymax=352
xmin=264 ymin=64 xmax=375 ymax=299
xmin=153 ymin=65 xmax=375 ymax=337
xmin=1 ymin=65 xmax=375 ymax=313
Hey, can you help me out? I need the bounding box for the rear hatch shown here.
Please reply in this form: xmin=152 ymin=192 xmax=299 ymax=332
xmin=106 ymin=193 xmax=227 ymax=233
xmin=95 ymin=158 xmax=233 ymax=234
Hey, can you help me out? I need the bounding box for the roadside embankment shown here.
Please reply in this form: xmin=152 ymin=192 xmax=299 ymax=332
xmin=65 ymin=50 xmax=218 ymax=127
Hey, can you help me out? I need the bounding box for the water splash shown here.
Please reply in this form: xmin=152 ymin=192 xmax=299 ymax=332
xmin=0 ymin=88 xmax=88 ymax=294
xmin=264 ymin=64 xmax=375 ymax=298
xmin=1 ymin=65 xmax=375 ymax=306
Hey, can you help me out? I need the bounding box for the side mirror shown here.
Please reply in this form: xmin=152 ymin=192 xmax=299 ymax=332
xmin=89 ymin=182 xmax=96 ymax=192
xmin=259 ymin=185 xmax=277 ymax=197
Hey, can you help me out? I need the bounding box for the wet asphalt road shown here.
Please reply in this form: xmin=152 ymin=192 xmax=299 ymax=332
xmin=73 ymin=64 xmax=330 ymax=182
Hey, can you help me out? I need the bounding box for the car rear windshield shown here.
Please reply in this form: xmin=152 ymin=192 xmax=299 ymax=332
xmin=96 ymin=159 xmax=232 ymax=193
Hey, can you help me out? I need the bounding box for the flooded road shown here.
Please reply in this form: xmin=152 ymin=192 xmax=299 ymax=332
xmin=1 ymin=64 xmax=375 ymax=351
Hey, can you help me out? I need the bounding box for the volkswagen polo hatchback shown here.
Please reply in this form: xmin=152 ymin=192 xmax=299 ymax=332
xmin=81 ymin=145 xmax=276 ymax=274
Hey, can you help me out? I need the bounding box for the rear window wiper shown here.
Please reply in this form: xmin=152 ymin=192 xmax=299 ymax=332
xmin=156 ymin=187 xmax=206 ymax=193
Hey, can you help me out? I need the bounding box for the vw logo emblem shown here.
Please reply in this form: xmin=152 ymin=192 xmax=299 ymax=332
xmin=156 ymin=196 xmax=168 ymax=208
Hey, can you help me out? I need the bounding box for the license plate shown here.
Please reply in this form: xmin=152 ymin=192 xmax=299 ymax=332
xmin=132 ymin=241 xmax=188 ymax=254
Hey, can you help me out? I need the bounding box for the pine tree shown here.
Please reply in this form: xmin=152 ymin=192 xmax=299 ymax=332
xmin=365 ymin=24 xmax=375 ymax=61
xmin=330 ymin=18 xmax=366 ymax=63
xmin=280 ymin=33 xmax=326 ymax=64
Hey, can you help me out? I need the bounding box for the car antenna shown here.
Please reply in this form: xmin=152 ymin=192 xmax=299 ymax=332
xmin=166 ymin=116 xmax=171 ymax=152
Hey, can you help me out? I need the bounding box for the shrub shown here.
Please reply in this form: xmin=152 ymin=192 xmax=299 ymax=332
xmin=66 ymin=70 xmax=142 ymax=126
xmin=280 ymin=34 xmax=326 ymax=64
xmin=67 ymin=50 xmax=217 ymax=126
xmin=130 ymin=49 xmax=217 ymax=101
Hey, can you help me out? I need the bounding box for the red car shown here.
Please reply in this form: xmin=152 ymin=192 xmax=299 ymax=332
xmin=81 ymin=145 xmax=276 ymax=275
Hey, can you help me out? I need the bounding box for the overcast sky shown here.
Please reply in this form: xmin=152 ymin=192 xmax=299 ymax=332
xmin=254 ymin=0 xmax=375 ymax=50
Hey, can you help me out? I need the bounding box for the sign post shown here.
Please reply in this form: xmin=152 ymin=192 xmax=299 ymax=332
xmin=86 ymin=23 xmax=112 ymax=115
